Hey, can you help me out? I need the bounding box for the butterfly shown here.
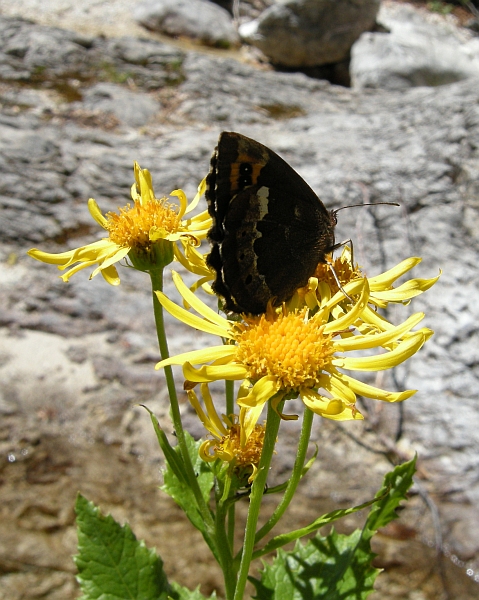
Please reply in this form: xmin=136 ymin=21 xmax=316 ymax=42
xmin=205 ymin=131 xmax=339 ymax=315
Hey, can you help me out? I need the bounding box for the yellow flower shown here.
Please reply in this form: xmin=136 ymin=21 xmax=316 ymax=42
xmin=292 ymin=246 xmax=440 ymax=312
xmin=27 ymin=162 xmax=212 ymax=284
xmin=188 ymin=383 xmax=266 ymax=483
xmin=156 ymin=271 xmax=432 ymax=424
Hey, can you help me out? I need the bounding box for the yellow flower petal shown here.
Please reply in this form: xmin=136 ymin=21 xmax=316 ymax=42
xmin=301 ymin=388 xmax=341 ymax=415
xmin=173 ymin=243 xmax=212 ymax=278
xmin=368 ymin=257 xmax=422 ymax=288
xmin=322 ymin=278 xmax=370 ymax=333
xmin=59 ymin=260 xmax=98 ymax=282
xmin=171 ymin=271 xmax=226 ymax=329
xmin=183 ymin=176 xmax=206 ymax=216
xmin=183 ymin=362 xmax=248 ymax=383
xmin=333 ymin=312 xmax=425 ymax=351
xmin=89 ymin=246 xmax=130 ymax=279
xmin=100 ymin=264 xmax=120 ymax=285
xmin=327 ymin=372 xmax=357 ymax=404
xmin=237 ymin=376 xmax=279 ymax=409
xmin=169 ymin=189 xmax=189 ymax=219
xmin=155 ymin=344 xmax=234 ymax=370
xmin=88 ymin=198 xmax=108 ymax=229
xmin=187 ymin=386 xmax=227 ymax=439
xmin=301 ymin=388 xmax=363 ymax=421
xmin=199 ymin=440 xmax=219 ymax=462
xmin=333 ymin=330 xmax=427 ymax=371
xmin=337 ymin=372 xmax=417 ymax=402
xmin=156 ymin=291 xmax=231 ymax=339
xmin=371 ymin=275 xmax=441 ymax=302
xmin=239 ymin=404 xmax=265 ymax=445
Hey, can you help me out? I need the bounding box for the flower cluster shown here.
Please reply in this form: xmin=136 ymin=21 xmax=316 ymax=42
xmin=28 ymin=162 xmax=211 ymax=283
xmin=156 ymin=267 xmax=436 ymax=444
xmin=28 ymin=166 xmax=438 ymax=480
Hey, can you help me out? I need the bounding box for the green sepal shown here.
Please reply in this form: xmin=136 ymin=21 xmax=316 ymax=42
xmin=75 ymin=494 xmax=171 ymax=600
xmin=128 ymin=238 xmax=174 ymax=273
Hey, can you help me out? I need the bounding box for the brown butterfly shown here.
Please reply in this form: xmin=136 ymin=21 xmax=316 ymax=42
xmin=205 ymin=132 xmax=397 ymax=315
xmin=205 ymin=132 xmax=338 ymax=315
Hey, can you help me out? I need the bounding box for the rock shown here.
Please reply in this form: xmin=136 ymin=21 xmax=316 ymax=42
xmin=351 ymin=3 xmax=479 ymax=89
xmin=239 ymin=0 xmax=380 ymax=67
xmin=80 ymin=83 xmax=160 ymax=128
xmin=133 ymin=0 xmax=240 ymax=48
xmin=0 ymin=18 xmax=185 ymax=88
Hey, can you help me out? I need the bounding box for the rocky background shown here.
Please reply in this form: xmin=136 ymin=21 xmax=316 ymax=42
xmin=1 ymin=1 xmax=479 ymax=598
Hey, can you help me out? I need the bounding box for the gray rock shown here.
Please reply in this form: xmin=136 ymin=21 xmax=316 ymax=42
xmin=0 ymin=18 xmax=185 ymax=88
xmin=351 ymin=3 xmax=479 ymax=89
xmin=80 ymin=82 xmax=160 ymax=127
xmin=239 ymin=0 xmax=380 ymax=67
xmin=133 ymin=0 xmax=240 ymax=48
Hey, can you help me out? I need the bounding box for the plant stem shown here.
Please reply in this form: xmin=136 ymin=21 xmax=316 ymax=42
xmin=254 ymin=407 xmax=314 ymax=543
xmin=215 ymin=479 xmax=236 ymax=600
xmin=150 ymin=269 xmax=214 ymax=533
xmin=233 ymin=400 xmax=282 ymax=600
xmin=225 ymin=379 xmax=236 ymax=550
xmin=225 ymin=379 xmax=235 ymax=417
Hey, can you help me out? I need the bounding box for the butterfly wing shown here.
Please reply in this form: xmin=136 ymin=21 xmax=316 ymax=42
xmin=206 ymin=132 xmax=336 ymax=314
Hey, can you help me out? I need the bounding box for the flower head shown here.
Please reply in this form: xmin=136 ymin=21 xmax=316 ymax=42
xmin=188 ymin=383 xmax=266 ymax=484
xmin=27 ymin=162 xmax=212 ymax=284
xmin=292 ymin=246 xmax=440 ymax=312
xmin=156 ymin=271 xmax=432 ymax=427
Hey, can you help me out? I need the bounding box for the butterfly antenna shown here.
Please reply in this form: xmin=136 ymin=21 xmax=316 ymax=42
xmin=333 ymin=202 xmax=400 ymax=216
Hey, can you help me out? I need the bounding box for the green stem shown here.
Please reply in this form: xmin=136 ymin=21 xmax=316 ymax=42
xmin=150 ymin=269 xmax=215 ymax=534
xmin=225 ymin=379 xmax=235 ymax=417
xmin=215 ymin=479 xmax=236 ymax=600
xmin=233 ymin=400 xmax=283 ymax=600
xmin=225 ymin=380 xmax=236 ymax=550
xmin=255 ymin=407 xmax=314 ymax=543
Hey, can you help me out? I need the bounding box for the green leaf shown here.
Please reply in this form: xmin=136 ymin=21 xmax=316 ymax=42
xmin=252 ymin=496 xmax=379 ymax=560
xmin=143 ymin=405 xmax=214 ymax=543
xmin=75 ymin=494 xmax=171 ymax=600
xmin=363 ymin=456 xmax=416 ymax=538
xmin=251 ymin=458 xmax=417 ymax=600
xmin=251 ymin=529 xmax=377 ymax=600
xmin=170 ymin=582 xmax=217 ymax=600
xmin=162 ymin=432 xmax=215 ymax=543
xmin=142 ymin=405 xmax=189 ymax=485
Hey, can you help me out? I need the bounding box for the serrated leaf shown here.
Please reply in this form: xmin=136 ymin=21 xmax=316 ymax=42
xmin=251 ymin=458 xmax=417 ymax=600
xmin=251 ymin=529 xmax=378 ymax=600
xmin=170 ymin=582 xmax=217 ymax=600
xmin=143 ymin=405 xmax=189 ymax=485
xmin=75 ymin=494 xmax=171 ymax=600
xmin=253 ymin=496 xmax=379 ymax=559
xmin=364 ymin=456 xmax=416 ymax=537
xmin=161 ymin=432 xmax=214 ymax=541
